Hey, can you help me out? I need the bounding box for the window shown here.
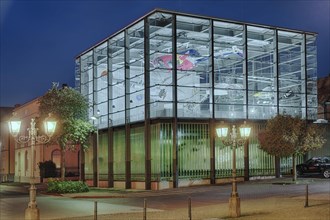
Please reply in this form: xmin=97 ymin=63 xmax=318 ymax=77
xmin=25 ymin=151 xmax=28 ymax=176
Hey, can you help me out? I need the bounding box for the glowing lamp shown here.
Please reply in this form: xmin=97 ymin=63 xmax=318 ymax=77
xmin=44 ymin=114 xmax=57 ymax=137
xmin=216 ymin=122 xmax=228 ymax=138
xmin=239 ymin=121 xmax=251 ymax=138
xmin=8 ymin=119 xmax=21 ymax=137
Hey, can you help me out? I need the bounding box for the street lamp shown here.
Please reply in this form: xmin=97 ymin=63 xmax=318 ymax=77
xmin=216 ymin=121 xmax=251 ymax=218
xmin=8 ymin=113 xmax=57 ymax=220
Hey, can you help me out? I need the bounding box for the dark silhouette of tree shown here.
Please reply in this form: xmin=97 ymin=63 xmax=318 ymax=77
xmin=258 ymin=115 xmax=326 ymax=181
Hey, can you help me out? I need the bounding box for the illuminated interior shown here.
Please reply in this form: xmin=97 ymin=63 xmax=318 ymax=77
xmin=77 ymin=11 xmax=317 ymax=128
xmin=75 ymin=10 xmax=317 ymax=188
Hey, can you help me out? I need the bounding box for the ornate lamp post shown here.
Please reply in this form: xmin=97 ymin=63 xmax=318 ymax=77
xmin=216 ymin=121 xmax=251 ymax=218
xmin=8 ymin=113 xmax=57 ymax=220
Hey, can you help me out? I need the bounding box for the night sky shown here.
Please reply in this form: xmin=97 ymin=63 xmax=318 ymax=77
xmin=1 ymin=0 xmax=329 ymax=107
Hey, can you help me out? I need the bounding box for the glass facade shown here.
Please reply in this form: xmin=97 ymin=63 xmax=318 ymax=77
xmin=76 ymin=10 xmax=318 ymax=189
xmin=76 ymin=11 xmax=317 ymax=122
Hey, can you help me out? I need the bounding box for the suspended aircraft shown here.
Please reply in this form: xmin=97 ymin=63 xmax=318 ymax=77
xmin=151 ymin=46 xmax=243 ymax=71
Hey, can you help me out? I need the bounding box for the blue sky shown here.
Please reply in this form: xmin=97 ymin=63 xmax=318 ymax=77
xmin=1 ymin=0 xmax=329 ymax=107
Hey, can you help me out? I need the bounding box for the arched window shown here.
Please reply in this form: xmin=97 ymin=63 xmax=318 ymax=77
xmin=18 ymin=152 xmax=21 ymax=173
xmin=25 ymin=151 xmax=28 ymax=176
xmin=51 ymin=150 xmax=61 ymax=168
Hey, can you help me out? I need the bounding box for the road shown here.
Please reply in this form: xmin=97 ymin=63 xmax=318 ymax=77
xmin=87 ymin=178 xmax=330 ymax=210
xmin=1 ymin=178 xmax=329 ymax=220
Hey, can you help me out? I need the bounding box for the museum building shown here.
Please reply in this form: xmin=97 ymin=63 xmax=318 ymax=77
xmin=75 ymin=9 xmax=318 ymax=189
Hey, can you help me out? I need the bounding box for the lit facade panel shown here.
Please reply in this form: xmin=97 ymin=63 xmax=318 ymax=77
xmin=109 ymin=33 xmax=125 ymax=126
xmin=75 ymin=9 xmax=318 ymax=190
xmin=176 ymin=16 xmax=212 ymax=118
xmin=306 ymin=34 xmax=318 ymax=119
xmin=75 ymin=11 xmax=317 ymax=123
xmin=99 ymin=132 xmax=108 ymax=180
xmin=214 ymin=21 xmax=245 ymax=119
xmin=148 ymin=12 xmax=174 ymax=118
xmin=247 ymin=26 xmax=277 ymax=120
xmin=94 ymin=43 xmax=108 ymax=128
xmin=113 ymin=130 xmax=125 ymax=181
xmin=278 ymin=31 xmax=306 ymax=118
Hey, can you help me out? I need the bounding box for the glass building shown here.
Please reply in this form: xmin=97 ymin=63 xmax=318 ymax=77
xmin=75 ymin=9 xmax=318 ymax=189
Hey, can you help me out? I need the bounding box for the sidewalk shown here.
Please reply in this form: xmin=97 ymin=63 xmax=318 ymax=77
xmin=55 ymin=193 xmax=329 ymax=220
xmin=1 ymin=177 xmax=329 ymax=220
xmin=55 ymin=177 xmax=330 ymax=220
xmin=58 ymin=176 xmax=326 ymax=199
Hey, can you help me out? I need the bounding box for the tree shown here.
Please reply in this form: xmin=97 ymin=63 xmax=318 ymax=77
xmin=39 ymin=83 xmax=95 ymax=180
xmin=258 ymin=114 xmax=326 ymax=181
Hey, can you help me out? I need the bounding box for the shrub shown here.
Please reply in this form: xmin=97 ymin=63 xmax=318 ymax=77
xmin=38 ymin=160 xmax=57 ymax=178
xmin=47 ymin=179 xmax=89 ymax=193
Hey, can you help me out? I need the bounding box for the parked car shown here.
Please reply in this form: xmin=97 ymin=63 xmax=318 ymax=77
xmin=296 ymin=156 xmax=330 ymax=178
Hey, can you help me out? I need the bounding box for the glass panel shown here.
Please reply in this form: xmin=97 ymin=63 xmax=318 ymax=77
xmin=177 ymin=123 xmax=210 ymax=179
xmin=109 ymin=33 xmax=126 ymax=125
xmin=306 ymin=34 xmax=317 ymax=120
xmin=249 ymin=144 xmax=275 ymax=176
xmin=80 ymin=51 xmax=94 ymax=120
xmin=131 ymin=127 xmax=145 ymax=181
xmin=94 ymin=42 xmax=108 ymax=129
xmin=247 ymin=26 xmax=277 ymax=119
xmin=127 ymin=21 xmax=145 ymax=123
xmin=278 ymin=31 xmax=305 ymax=118
xmin=113 ymin=129 xmax=125 ymax=180
xmin=84 ymin=140 xmax=93 ymax=180
xmin=99 ymin=132 xmax=108 ymax=180
xmin=75 ymin=58 xmax=81 ymax=92
xmin=151 ymin=123 xmax=173 ymax=181
xmin=148 ymin=12 xmax=174 ymax=118
xmin=177 ymin=16 xmax=212 ymax=118
xmin=248 ymin=123 xmax=275 ymax=176
xmin=214 ymin=21 xmax=245 ymax=119
xmin=151 ymin=124 xmax=161 ymax=181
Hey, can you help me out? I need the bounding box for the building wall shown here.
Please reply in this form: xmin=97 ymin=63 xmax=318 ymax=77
xmin=84 ymin=121 xmax=305 ymax=189
xmin=0 ymin=107 xmax=15 ymax=182
xmin=9 ymin=99 xmax=80 ymax=183
xmin=76 ymin=9 xmax=318 ymax=189
xmin=313 ymin=76 xmax=330 ymax=158
xmin=12 ymin=100 xmax=39 ymax=182
xmin=317 ymin=75 xmax=330 ymax=120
